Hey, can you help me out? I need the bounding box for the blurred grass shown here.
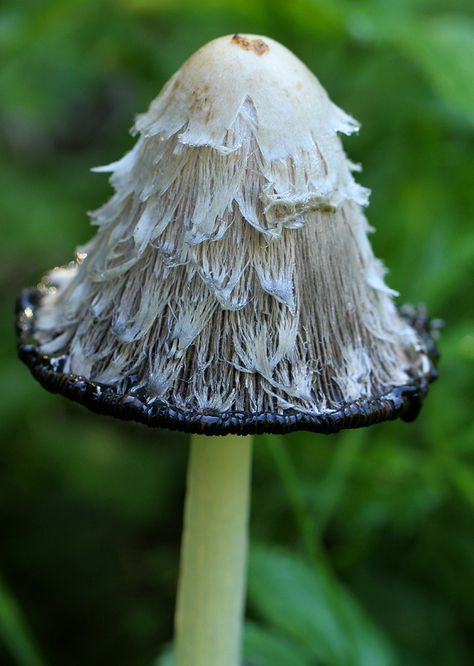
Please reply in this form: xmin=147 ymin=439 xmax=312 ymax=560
xmin=0 ymin=575 xmax=46 ymax=666
xmin=1 ymin=0 xmax=474 ymax=665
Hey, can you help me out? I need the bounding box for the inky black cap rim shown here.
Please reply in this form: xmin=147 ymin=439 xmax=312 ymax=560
xmin=16 ymin=287 xmax=440 ymax=436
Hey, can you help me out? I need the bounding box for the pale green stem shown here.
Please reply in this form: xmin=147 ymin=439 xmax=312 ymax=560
xmin=175 ymin=433 xmax=253 ymax=666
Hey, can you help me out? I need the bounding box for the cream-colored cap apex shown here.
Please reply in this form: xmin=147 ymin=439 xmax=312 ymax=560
xmin=135 ymin=34 xmax=359 ymax=161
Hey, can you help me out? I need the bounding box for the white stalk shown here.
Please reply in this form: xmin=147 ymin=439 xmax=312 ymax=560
xmin=175 ymin=433 xmax=253 ymax=666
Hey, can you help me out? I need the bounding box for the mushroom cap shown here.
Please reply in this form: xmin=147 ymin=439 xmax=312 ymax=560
xmin=16 ymin=34 xmax=439 ymax=435
xmin=134 ymin=34 xmax=359 ymax=161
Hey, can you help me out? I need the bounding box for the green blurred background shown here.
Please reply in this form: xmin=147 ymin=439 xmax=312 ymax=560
xmin=1 ymin=1 xmax=474 ymax=665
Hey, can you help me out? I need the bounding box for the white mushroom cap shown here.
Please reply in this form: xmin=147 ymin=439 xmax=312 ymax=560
xmin=136 ymin=34 xmax=359 ymax=161
xmin=31 ymin=34 xmax=432 ymax=427
xmin=129 ymin=34 xmax=368 ymax=213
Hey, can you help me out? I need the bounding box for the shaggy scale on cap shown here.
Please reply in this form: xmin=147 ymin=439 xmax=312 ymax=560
xmin=16 ymin=34 xmax=438 ymax=434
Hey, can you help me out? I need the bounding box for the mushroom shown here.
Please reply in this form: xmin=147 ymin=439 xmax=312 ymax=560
xmin=16 ymin=34 xmax=438 ymax=666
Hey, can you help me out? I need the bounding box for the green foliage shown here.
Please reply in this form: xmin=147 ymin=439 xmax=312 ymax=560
xmin=1 ymin=0 xmax=473 ymax=665
xmin=400 ymin=16 xmax=474 ymax=123
xmin=243 ymin=621 xmax=313 ymax=666
xmin=0 ymin=577 xmax=46 ymax=666
xmin=247 ymin=545 xmax=395 ymax=666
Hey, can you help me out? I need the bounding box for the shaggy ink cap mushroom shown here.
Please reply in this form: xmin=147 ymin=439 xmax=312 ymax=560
xmin=16 ymin=34 xmax=439 ymax=435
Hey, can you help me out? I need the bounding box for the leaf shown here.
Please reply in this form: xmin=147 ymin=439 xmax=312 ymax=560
xmin=400 ymin=16 xmax=474 ymax=123
xmin=243 ymin=621 xmax=312 ymax=666
xmin=248 ymin=544 xmax=396 ymax=666
xmin=0 ymin=574 xmax=47 ymax=666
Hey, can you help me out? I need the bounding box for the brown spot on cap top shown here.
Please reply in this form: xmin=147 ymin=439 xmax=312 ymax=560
xmin=231 ymin=34 xmax=269 ymax=56
xmin=252 ymin=38 xmax=269 ymax=55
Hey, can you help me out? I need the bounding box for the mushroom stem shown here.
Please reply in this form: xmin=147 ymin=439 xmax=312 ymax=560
xmin=175 ymin=433 xmax=253 ymax=666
